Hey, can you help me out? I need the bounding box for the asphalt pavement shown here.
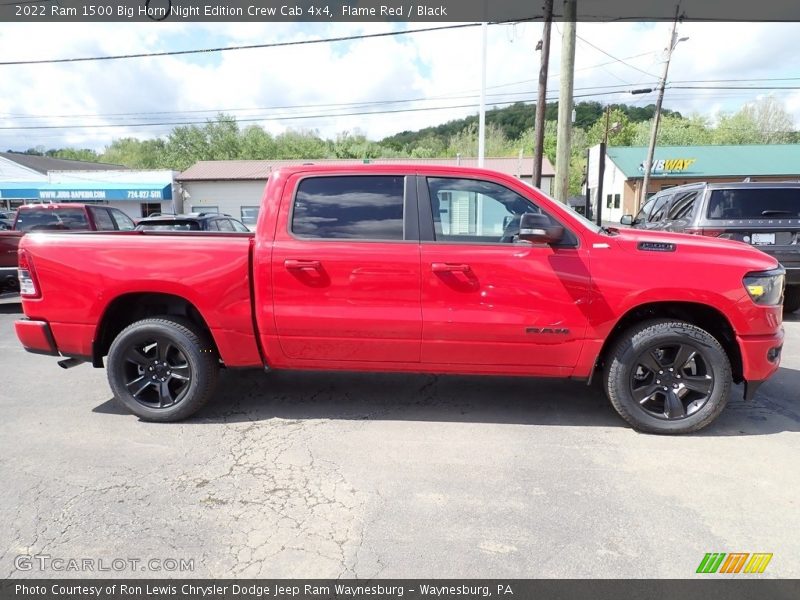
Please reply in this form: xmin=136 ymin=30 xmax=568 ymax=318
xmin=1 ymin=300 xmax=798 ymax=578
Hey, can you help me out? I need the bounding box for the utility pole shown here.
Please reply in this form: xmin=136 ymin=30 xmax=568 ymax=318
xmin=553 ymin=0 xmax=576 ymax=203
xmin=478 ymin=21 xmax=488 ymax=167
xmin=532 ymin=0 xmax=553 ymax=189
xmin=639 ymin=5 xmax=686 ymax=209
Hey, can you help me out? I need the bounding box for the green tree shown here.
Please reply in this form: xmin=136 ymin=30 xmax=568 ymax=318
xmin=446 ymin=123 xmax=516 ymax=157
xmin=47 ymin=148 xmax=100 ymax=162
xmin=240 ymin=125 xmax=277 ymax=160
xmin=631 ymin=114 xmax=713 ymax=146
xmin=101 ymin=138 xmax=166 ymax=168
xmin=273 ymin=129 xmax=330 ymax=159
xmin=713 ymin=96 xmax=794 ymax=144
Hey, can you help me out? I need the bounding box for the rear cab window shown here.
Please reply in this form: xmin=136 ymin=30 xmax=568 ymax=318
xmin=291 ymin=175 xmax=405 ymax=240
xmin=15 ymin=208 xmax=89 ymax=231
xmin=706 ymin=188 xmax=800 ymax=219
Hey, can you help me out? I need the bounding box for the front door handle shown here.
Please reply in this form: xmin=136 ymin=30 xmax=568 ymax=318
xmin=431 ymin=263 xmax=472 ymax=273
xmin=285 ymin=259 xmax=322 ymax=271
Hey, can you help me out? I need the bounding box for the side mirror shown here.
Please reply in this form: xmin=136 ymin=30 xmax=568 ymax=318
xmin=620 ymin=214 xmax=634 ymax=226
xmin=518 ymin=213 xmax=564 ymax=244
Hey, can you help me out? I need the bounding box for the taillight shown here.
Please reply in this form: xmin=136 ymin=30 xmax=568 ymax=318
xmin=685 ymin=227 xmax=724 ymax=237
xmin=17 ymin=249 xmax=41 ymax=298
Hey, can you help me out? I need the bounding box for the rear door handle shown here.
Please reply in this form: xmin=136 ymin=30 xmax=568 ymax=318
xmin=431 ymin=263 xmax=472 ymax=273
xmin=285 ymin=259 xmax=322 ymax=271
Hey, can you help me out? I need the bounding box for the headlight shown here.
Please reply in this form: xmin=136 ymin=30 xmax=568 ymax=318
xmin=743 ymin=268 xmax=785 ymax=305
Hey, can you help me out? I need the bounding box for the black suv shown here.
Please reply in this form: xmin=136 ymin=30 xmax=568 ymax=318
xmin=620 ymin=182 xmax=800 ymax=312
xmin=135 ymin=213 xmax=251 ymax=233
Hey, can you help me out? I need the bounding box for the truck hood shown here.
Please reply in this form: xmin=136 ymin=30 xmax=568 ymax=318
xmin=607 ymin=227 xmax=780 ymax=272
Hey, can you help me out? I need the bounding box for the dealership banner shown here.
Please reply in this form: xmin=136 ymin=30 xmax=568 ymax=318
xmin=2 ymin=580 xmax=800 ymax=600
xmin=2 ymin=0 xmax=800 ymax=22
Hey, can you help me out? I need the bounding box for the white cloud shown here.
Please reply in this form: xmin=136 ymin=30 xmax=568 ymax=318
xmin=1 ymin=21 xmax=798 ymax=151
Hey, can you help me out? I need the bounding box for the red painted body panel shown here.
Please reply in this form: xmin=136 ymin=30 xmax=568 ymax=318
xmin=0 ymin=204 xmax=105 ymax=271
xmin=15 ymin=319 xmax=57 ymax=355
xmin=420 ymin=242 xmax=590 ymax=367
xmin=19 ymin=232 xmax=262 ymax=367
xmin=16 ymin=164 xmax=783 ymax=388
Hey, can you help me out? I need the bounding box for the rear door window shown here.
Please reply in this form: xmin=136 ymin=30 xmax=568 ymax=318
xmin=292 ymin=175 xmax=405 ymax=240
xmin=89 ymin=207 xmax=116 ymax=231
xmin=707 ymin=188 xmax=800 ymax=219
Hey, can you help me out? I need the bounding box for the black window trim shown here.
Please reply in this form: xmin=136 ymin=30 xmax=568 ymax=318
xmin=416 ymin=174 xmax=579 ymax=249
xmin=287 ymin=173 xmax=419 ymax=244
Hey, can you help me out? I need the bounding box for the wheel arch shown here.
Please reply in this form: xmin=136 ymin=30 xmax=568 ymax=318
xmin=596 ymin=301 xmax=743 ymax=383
xmin=93 ymin=292 xmax=217 ymax=367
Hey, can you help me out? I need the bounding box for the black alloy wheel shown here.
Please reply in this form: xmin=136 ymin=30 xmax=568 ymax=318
xmin=107 ymin=317 xmax=219 ymax=422
xmin=629 ymin=342 xmax=714 ymax=420
xmin=122 ymin=336 xmax=193 ymax=409
xmin=604 ymin=319 xmax=732 ymax=434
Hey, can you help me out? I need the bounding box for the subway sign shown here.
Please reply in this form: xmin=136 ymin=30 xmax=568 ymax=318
xmin=638 ymin=158 xmax=697 ymax=175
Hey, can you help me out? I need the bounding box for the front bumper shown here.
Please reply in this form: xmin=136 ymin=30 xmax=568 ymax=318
xmin=737 ymin=329 xmax=784 ymax=385
xmin=15 ymin=319 xmax=59 ymax=356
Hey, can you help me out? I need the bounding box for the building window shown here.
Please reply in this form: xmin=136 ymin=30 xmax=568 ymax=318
xmin=606 ymin=194 xmax=612 ymax=208
xmin=140 ymin=203 xmax=162 ymax=217
xmin=614 ymin=194 xmax=621 ymax=209
xmin=240 ymin=206 xmax=260 ymax=227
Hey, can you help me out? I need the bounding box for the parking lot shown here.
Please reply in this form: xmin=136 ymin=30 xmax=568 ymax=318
xmin=1 ymin=299 xmax=798 ymax=579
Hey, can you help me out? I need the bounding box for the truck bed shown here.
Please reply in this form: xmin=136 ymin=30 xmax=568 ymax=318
xmin=19 ymin=230 xmax=262 ymax=366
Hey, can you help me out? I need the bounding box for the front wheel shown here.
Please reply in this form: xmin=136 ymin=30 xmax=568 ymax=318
xmin=783 ymin=286 xmax=800 ymax=314
xmin=107 ymin=317 xmax=219 ymax=422
xmin=604 ymin=320 xmax=732 ymax=434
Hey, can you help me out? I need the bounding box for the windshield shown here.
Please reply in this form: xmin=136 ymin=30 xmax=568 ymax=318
xmin=15 ymin=208 xmax=89 ymax=232
xmin=707 ymin=188 xmax=800 ymax=219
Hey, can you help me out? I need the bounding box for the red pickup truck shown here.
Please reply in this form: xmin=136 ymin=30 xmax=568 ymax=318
xmin=0 ymin=203 xmax=137 ymax=291
xmin=14 ymin=165 xmax=785 ymax=434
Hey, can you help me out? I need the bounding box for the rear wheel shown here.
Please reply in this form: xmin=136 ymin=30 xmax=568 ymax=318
xmin=604 ymin=320 xmax=732 ymax=434
xmin=107 ymin=317 xmax=218 ymax=422
xmin=784 ymin=286 xmax=800 ymax=314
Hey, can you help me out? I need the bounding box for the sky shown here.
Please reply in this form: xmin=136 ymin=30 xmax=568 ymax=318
xmin=1 ymin=20 xmax=799 ymax=152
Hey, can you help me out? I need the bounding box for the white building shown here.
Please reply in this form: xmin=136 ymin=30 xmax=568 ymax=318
xmin=0 ymin=152 xmax=179 ymax=217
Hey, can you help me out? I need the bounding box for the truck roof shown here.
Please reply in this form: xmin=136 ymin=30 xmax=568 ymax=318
xmin=17 ymin=203 xmax=91 ymax=210
xmin=270 ymin=163 xmax=524 ymax=179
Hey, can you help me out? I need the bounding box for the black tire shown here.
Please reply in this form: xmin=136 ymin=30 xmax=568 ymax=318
xmin=603 ymin=319 xmax=732 ymax=434
xmin=783 ymin=286 xmax=800 ymax=314
xmin=107 ymin=317 xmax=219 ymax=422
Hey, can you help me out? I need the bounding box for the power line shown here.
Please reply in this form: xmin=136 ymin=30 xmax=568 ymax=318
xmin=0 ymin=22 xmax=498 ymax=66
xmin=0 ymin=90 xmax=635 ymax=131
xmin=2 ymin=83 xmax=646 ymax=121
xmin=574 ymin=33 xmax=658 ymax=78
